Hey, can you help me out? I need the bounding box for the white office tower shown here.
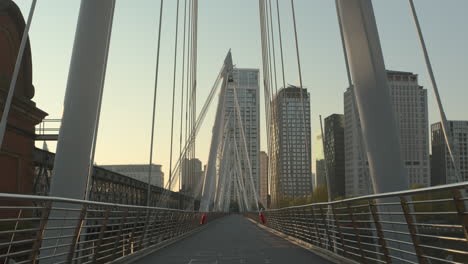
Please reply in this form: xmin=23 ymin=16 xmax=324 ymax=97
xmin=222 ymin=68 xmax=260 ymax=209
xmin=344 ymin=71 xmax=430 ymax=197
xmin=270 ymin=86 xmax=312 ymax=207
xmin=431 ymin=121 xmax=468 ymax=184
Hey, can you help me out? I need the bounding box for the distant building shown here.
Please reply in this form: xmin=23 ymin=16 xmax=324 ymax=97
xmin=259 ymin=151 xmax=269 ymax=208
xmin=181 ymin=158 xmax=203 ymax=198
xmin=324 ymin=114 xmax=345 ymax=199
xmin=315 ymin=159 xmax=327 ymax=186
xmin=222 ymin=68 xmax=260 ymax=205
xmin=431 ymin=121 xmax=468 ymax=185
xmin=270 ymin=86 xmax=312 ymax=207
xmin=100 ymin=164 xmax=164 ymax=187
xmin=344 ymin=70 xmax=430 ymax=197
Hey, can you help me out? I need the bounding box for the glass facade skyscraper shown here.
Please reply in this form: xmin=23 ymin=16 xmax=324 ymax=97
xmin=271 ymin=86 xmax=312 ymax=207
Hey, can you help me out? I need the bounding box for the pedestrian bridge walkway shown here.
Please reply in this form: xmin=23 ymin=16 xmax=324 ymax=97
xmin=134 ymin=214 xmax=332 ymax=264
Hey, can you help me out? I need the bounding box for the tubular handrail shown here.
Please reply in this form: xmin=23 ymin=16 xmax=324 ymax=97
xmin=266 ymin=181 xmax=468 ymax=211
xmin=0 ymin=193 xmax=225 ymax=263
xmin=246 ymin=183 xmax=468 ymax=264
xmin=0 ymin=193 xmax=199 ymax=213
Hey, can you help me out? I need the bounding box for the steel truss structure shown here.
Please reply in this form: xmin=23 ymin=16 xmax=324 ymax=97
xmin=32 ymin=148 xmax=197 ymax=209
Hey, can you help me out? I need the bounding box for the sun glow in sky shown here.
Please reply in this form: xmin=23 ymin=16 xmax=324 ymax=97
xmin=15 ymin=0 xmax=468 ymax=183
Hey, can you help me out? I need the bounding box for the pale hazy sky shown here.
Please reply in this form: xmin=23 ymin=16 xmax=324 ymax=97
xmin=15 ymin=0 xmax=468 ymax=181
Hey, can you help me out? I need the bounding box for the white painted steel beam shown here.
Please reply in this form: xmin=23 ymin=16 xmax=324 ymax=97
xmin=336 ymin=0 xmax=408 ymax=193
xmin=41 ymin=1 xmax=115 ymax=262
xmin=200 ymin=52 xmax=232 ymax=212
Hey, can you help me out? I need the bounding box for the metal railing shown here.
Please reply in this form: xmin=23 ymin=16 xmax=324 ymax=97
xmin=247 ymin=182 xmax=468 ymax=264
xmin=0 ymin=193 xmax=223 ymax=264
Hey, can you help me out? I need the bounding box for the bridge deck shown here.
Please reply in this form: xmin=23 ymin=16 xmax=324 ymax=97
xmin=134 ymin=214 xmax=332 ymax=264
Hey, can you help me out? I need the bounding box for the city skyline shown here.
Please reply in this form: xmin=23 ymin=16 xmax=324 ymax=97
xmin=13 ymin=0 xmax=468 ymax=182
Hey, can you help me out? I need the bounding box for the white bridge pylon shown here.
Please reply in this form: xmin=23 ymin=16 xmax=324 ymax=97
xmin=200 ymin=51 xmax=260 ymax=213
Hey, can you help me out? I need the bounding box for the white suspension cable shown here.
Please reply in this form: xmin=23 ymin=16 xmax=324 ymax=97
xmin=275 ymin=0 xmax=286 ymax=89
xmin=168 ymin=0 xmax=181 ymax=190
xmin=178 ymin=0 xmax=188 ymax=193
xmin=335 ymin=0 xmax=352 ymax=87
xmin=289 ymin=0 xmax=311 ymax=201
xmin=290 ymin=0 xmax=303 ymax=88
xmin=232 ymin=83 xmax=260 ymax=211
xmin=146 ymin=0 xmax=164 ymax=206
xmin=408 ymin=0 xmax=461 ymax=182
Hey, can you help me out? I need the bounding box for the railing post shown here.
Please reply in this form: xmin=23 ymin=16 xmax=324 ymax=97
xmin=92 ymin=208 xmax=111 ymax=263
xmin=111 ymin=208 xmax=129 ymax=261
xmin=289 ymin=208 xmax=297 ymax=238
xmin=347 ymin=203 xmax=366 ymax=263
xmin=400 ymin=197 xmax=426 ymax=264
xmin=331 ymin=204 xmax=347 ymax=258
xmin=452 ymin=189 xmax=468 ymax=245
xmin=303 ymin=207 xmax=313 ymax=244
xmin=319 ymin=205 xmax=333 ymax=250
xmin=67 ymin=205 xmax=88 ymax=263
xmin=138 ymin=209 xmax=151 ymax=250
xmin=368 ymin=200 xmax=391 ymax=263
xmin=148 ymin=210 xmax=160 ymax=245
xmin=310 ymin=205 xmax=323 ymax=248
xmin=128 ymin=208 xmax=142 ymax=253
xmin=31 ymin=201 xmax=52 ymax=264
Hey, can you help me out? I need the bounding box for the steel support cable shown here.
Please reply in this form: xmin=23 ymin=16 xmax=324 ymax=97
xmin=0 ymin=0 xmax=37 ymax=147
xmin=163 ymin=55 xmax=228 ymax=210
xmin=222 ymin=167 xmax=234 ymax=212
xmin=183 ymin=0 xmax=193 ymax=202
xmin=267 ymin=3 xmax=280 ymax=200
xmin=188 ymin=0 xmax=197 ymax=182
xmin=233 ymin=84 xmax=260 ymax=211
xmin=259 ymin=0 xmax=270 ymax=131
xmin=335 ymin=0 xmax=352 ymax=87
xmin=214 ymin=133 xmax=230 ymax=210
xmin=275 ymin=0 xmax=293 ymax=205
xmin=259 ymin=1 xmax=272 ymax=164
xmin=160 ymin=0 xmax=192 ymax=207
xmin=158 ymin=62 xmax=226 ymax=207
xmin=225 ymin=169 xmax=234 ymax=212
xmin=146 ymin=0 xmax=164 ymax=206
xmin=260 ymin=0 xmax=275 ymax=208
xmin=290 ymin=0 xmax=311 ymax=200
xmin=290 ymin=0 xmax=303 ymax=89
xmin=185 ymin=0 xmax=193 ymax=193
xmin=408 ymin=0 xmax=461 ymax=182
xmin=86 ymin=1 xmax=117 ymax=200
xmin=268 ymin=0 xmax=279 ymax=96
xmin=193 ymin=0 xmax=199 ymax=179
xmin=266 ymin=0 xmax=279 ymax=204
xmin=178 ymin=0 xmax=188 ymax=193
xmin=233 ymin=136 xmax=250 ymax=211
xmin=275 ymin=0 xmax=286 ymax=89
xmin=234 ymin=171 xmax=245 ymax=212
xmin=168 ymin=0 xmax=181 ymax=190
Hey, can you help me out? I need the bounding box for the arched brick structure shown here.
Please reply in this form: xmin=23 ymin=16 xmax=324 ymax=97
xmin=0 ymin=0 xmax=47 ymax=195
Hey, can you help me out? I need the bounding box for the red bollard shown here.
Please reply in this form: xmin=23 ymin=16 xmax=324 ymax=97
xmin=259 ymin=211 xmax=266 ymax=225
xmin=200 ymin=213 xmax=207 ymax=225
